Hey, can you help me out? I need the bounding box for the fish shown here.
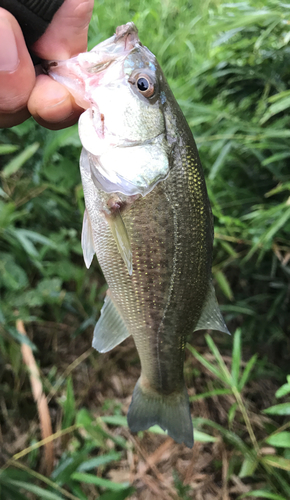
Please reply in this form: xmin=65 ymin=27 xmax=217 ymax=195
xmin=48 ymin=22 xmax=229 ymax=448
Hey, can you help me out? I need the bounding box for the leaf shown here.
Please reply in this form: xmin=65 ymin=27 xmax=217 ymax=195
xmin=228 ymin=402 xmax=238 ymax=425
xmin=0 ymin=144 xmax=19 ymax=155
xmin=262 ymin=152 xmax=290 ymax=166
xmin=101 ymin=415 xmax=128 ymax=427
xmin=0 ymin=252 xmax=28 ymax=291
xmin=6 ymin=480 xmax=64 ymax=500
xmin=43 ymin=126 xmax=79 ymax=163
xmin=2 ymin=142 xmax=39 ymax=178
xmin=77 ymin=452 xmax=122 ymax=472
xmin=239 ymin=354 xmax=258 ymax=392
xmin=187 ymin=343 xmax=225 ymax=381
xmin=6 ymin=327 xmax=37 ymax=351
xmin=209 ymin=141 xmax=232 ymax=180
xmin=231 ymin=328 xmax=241 ymax=387
xmin=76 ymin=408 xmax=94 ymax=427
xmin=275 ymin=383 xmax=290 ymax=398
xmin=247 ymin=206 xmax=290 ymax=259
xmin=214 ymin=270 xmax=234 ymax=300
xmin=0 ymin=485 xmax=31 ymax=500
xmin=205 ymin=335 xmax=232 ymax=386
xmin=189 ymin=388 xmax=232 ymax=401
xmin=0 ymin=201 xmax=16 ymax=229
xmin=194 ymin=429 xmax=217 ymax=443
xmin=193 ymin=417 xmax=251 ymax=455
xmin=70 ymin=484 xmax=88 ymax=500
xmin=37 ymin=278 xmax=63 ymax=303
xmin=260 ymin=96 xmax=290 ymax=124
xmin=146 ymin=425 xmax=166 ymax=435
xmin=98 ymin=488 xmax=135 ymax=500
xmin=265 ymin=432 xmax=290 ymax=448
xmin=239 ymin=456 xmax=258 ymax=478
xmin=16 ymin=229 xmax=57 ymax=248
xmin=10 ymin=229 xmax=39 ymax=257
xmin=263 ymin=403 xmax=290 ymax=416
xmin=71 ymin=472 xmax=129 ymax=491
xmin=216 ymin=10 xmax=281 ymax=32
xmin=240 ymin=490 xmax=287 ymax=500
xmin=262 ymin=455 xmax=290 ymax=471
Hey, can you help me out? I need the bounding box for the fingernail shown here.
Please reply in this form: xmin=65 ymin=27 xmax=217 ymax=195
xmin=0 ymin=18 xmax=19 ymax=72
xmin=44 ymin=85 xmax=69 ymax=108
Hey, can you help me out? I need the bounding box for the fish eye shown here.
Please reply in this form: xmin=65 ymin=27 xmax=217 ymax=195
xmin=137 ymin=77 xmax=149 ymax=91
xmin=136 ymin=74 xmax=155 ymax=98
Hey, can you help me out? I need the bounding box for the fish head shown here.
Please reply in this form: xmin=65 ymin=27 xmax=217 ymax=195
xmin=48 ymin=23 xmax=170 ymax=196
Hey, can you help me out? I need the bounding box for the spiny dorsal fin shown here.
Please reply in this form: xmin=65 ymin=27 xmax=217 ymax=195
xmin=81 ymin=209 xmax=95 ymax=269
xmin=92 ymin=291 xmax=130 ymax=353
xmin=106 ymin=210 xmax=132 ymax=275
xmin=194 ymin=281 xmax=230 ymax=335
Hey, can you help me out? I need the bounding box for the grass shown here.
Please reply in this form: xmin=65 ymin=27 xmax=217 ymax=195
xmin=0 ymin=0 xmax=290 ymax=498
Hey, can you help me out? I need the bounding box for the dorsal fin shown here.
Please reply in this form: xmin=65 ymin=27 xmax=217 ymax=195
xmin=92 ymin=291 xmax=130 ymax=353
xmin=81 ymin=209 xmax=95 ymax=269
xmin=194 ymin=281 xmax=230 ymax=334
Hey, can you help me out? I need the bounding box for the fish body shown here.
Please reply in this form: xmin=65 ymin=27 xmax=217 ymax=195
xmin=49 ymin=23 xmax=229 ymax=448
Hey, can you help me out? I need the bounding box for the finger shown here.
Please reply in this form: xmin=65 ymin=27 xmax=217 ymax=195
xmin=0 ymin=8 xmax=35 ymax=126
xmin=0 ymin=108 xmax=31 ymax=128
xmin=27 ymin=74 xmax=83 ymax=130
xmin=32 ymin=0 xmax=94 ymax=60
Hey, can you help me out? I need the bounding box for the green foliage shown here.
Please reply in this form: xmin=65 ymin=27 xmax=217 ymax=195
xmin=0 ymin=0 xmax=290 ymax=498
xmin=189 ymin=332 xmax=290 ymax=497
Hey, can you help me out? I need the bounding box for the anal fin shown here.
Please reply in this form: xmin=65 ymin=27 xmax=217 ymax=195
xmin=194 ymin=281 xmax=230 ymax=334
xmin=106 ymin=210 xmax=132 ymax=275
xmin=93 ymin=291 xmax=130 ymax=353
xmin=81 ymin=209 xmax=95 ymax=269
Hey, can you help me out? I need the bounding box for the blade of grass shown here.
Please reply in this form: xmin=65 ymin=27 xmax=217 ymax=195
xmin=187 ymin=343 xmax=224 ymax=380
xmin=231 ymin=328 xmax=242 ymax=387
xmin=71 ymin=473 xmax=129 ymax=491
xmin=2 ymin=143 xmax=39 ymax=178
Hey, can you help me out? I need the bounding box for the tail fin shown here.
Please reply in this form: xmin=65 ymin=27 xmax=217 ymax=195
xmin=127 ymin=378 xmax=193 ymax=448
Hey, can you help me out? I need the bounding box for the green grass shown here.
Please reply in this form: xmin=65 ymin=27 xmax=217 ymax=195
xmin=0 ymin=0 xmax=290 ymax=498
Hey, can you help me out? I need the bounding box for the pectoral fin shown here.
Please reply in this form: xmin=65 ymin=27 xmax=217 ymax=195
xmin=93 ymin=291 xmax=130 ymax=353
xmin=194 ymin=281 xmax=230 ymax=334
xmin=106 ymin=210 xmax=132 ymax=275
xmin=81 ymin=209 xmax=95 ymax=269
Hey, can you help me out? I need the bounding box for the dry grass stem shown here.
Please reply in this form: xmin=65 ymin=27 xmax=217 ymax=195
xmin=16 ymin=319 xmax=54 ymax=475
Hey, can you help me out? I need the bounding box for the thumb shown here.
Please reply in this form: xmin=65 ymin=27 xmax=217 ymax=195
xmin=32 ymin=0 xmax=94 ymax=60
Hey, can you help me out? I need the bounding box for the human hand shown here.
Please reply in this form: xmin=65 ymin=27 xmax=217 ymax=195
xmin=0 ymin=0 xmax=94 ymax=129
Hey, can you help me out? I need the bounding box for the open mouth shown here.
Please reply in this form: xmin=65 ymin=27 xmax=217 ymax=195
xmin=46 ymin=23 xmax=140 ymax=109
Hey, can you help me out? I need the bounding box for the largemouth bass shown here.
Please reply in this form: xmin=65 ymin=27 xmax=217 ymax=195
xmin=48 ymin=22 xmax=229 ymax=448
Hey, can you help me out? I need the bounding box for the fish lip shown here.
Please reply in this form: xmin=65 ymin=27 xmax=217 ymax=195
xmin=47 ymin=22 xmax=140 ymax=78
xmin=114 ymin=22 xmax=140 ymax=51
xmin=45 ymin=23 xmax=140 ymax=108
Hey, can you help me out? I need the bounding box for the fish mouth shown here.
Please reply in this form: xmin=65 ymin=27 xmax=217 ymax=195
xmin=45 ymin=23 xmax=140 ymax=109
xmin=114 ymin=22 xmax=140 ymax=51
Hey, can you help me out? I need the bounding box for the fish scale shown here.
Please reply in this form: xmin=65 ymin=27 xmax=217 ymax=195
xmin=48 ymin=22 xmax=229 ymax=448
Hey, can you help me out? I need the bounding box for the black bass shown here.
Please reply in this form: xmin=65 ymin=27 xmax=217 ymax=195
xmin=48 ymin=23 xmax=229 ymax=448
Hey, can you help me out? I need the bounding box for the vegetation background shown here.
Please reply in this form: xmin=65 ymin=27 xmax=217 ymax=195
xmin=0 ymin=0 xmax=290 ymax=498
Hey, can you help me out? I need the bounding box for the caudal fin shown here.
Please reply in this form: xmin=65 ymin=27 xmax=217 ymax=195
xmin=127 ymin=379 xmax=193 ymax=448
